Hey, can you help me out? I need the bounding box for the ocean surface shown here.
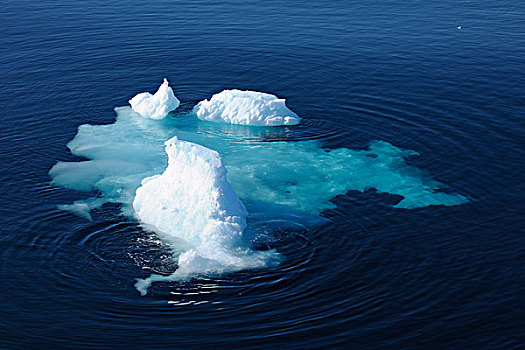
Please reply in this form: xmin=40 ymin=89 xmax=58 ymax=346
xmin=1 ymin=0 xmax=524 ymax=348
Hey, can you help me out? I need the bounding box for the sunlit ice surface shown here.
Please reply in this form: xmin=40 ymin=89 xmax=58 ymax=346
xmin=194 ymin=89 xmax=301 ymax=126
xmin=129 ymin=78 xmax=180 ymax=120
xmin=49 ymin=107 xmax=468 ymax=293
xmin=132 ymin=136 xmax=281 ymax=295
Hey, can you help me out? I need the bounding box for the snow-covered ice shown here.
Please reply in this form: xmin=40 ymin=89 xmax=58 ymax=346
xmin=194 ymin=89 xmax=301 ymax=126
xmin=133 ymin=136 xmax=279 ymax=295
xmin=129 ymin=78 xmax=180 ymax=119
xmin=49 ymin=86 xmax=469 ymax=294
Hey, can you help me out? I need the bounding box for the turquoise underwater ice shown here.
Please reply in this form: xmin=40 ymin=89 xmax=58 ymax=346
xmin=50 ymin=105 xmax=468 ymax=293
xmin=50 ymin=107 xmax=468 ymax=218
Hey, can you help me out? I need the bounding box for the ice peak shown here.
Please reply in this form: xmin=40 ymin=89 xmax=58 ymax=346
xmin=129 ymin=79 xmax=180 ymax=119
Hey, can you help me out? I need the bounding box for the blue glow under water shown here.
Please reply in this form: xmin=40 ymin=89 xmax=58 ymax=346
xmin=1 ymin=0 xmax=524 ymax=349
xmin=50 ymin=107 xmax=467 ymax=219
xmin=49 ymin=106 xmax=468 ymax=294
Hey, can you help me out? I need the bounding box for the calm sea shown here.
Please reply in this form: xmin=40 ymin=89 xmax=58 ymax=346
xmin=1 ymin=0 xmax=524 ymax=348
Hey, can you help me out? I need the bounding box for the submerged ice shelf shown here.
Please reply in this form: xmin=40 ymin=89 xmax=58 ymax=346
xmin=50 ymin=106 xmax=468 ymax=220
xmin=50 ymin=90 xmax=468 ymax=294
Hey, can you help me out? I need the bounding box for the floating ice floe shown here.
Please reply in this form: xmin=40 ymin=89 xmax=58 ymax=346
xmin=50 ymin=86 xmax=469 ymax=295
xmin=50 ymin=106 xmax=468 ymax=221
xmin=129 ymin=78 xmax=180 ymax=119
xmin=194 ymin=89 xmax=301 ymax=126
xmin=133 ymin=136 xmax=280 ymax=295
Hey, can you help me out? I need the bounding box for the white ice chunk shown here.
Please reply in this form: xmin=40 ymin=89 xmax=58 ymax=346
xmin=129 ymin=78 xmax=180 ymax=120
xmin=50 ymin=105 xmax=469 ymax=294
xmin=194 ymin=89 xmax=301 ymax=126
xmin=132 ymin=136 xmax=279 ymax=295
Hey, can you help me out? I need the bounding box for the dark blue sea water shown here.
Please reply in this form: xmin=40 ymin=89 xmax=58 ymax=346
xmin=1 ymin=0 xmax=524 ymax=348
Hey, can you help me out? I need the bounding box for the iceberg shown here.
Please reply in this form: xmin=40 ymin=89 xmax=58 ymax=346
xmin=50 ymin=94 xmax=469 ymax=295
xmin=132 ymin=136 xmax=279 ymax=295
xmin=129 ymin=78 xmax=180 ymax=119
xmin=194 ymin=89 xmax=301 ymax=126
